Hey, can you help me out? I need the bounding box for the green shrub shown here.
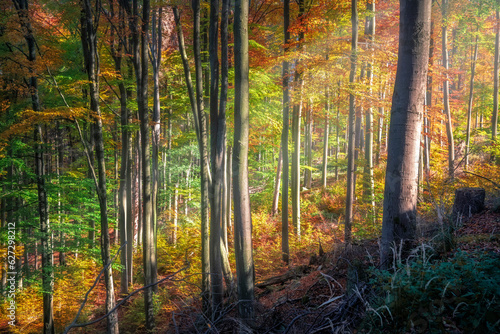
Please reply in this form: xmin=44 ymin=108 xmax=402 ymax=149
xmin=362 ymin=250 xmax=500 ymax=333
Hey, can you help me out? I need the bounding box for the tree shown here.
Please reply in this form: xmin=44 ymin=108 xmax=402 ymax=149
xmin=441 ymin=0 xmax=455 ymax=178
xmin=233 ymin=0 xmax=254 ymax=322
xmin=380 ymin=0 xmax=432 ymax=267
xmin=192 ymin=0 xmax=211 ymax=314
xmin=209 ymin=0 xmax=223 ymax=314
xmin=12 ymin=0 xmax=54 ymax=332
xmin=344 ymin=0 xmax=358 ymax=245
xmin=492 ymin=2 xmax=499 ymax=155
xmin=281 ymin=0 xmax=290 ymax=264
xmin=81 ymin=0 xmax=119 ymax=332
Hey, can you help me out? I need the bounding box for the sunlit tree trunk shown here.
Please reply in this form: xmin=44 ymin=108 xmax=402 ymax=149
xmin=304 ymin=99 xmax=313 ymax=189
xmin=272 ymin=144 xmax=282 ymax=216
xmin=380 ymin=0 xmax=431 ymax=268
xmin=465 ymin=33 xmax=478 ymax=170
xmin=345 ymin=0 xmax=358 ymax=245
xmin=364 ymin=0 xmax=375 ymax=224
xmin=322 ymin=88 xmax=330 ymax=189
xmin=492 ymin=5 xmax=499 ymax=156
xmin=441 ymin=0 xmax=455 ymax=178
xmin=233 ymin=0 xmax=254 ymax=322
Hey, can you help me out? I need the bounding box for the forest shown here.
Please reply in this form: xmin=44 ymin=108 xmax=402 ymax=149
xmin=0 ymin=0 xmax=499 ymax=333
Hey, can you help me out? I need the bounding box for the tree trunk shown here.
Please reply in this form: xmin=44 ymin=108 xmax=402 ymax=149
xmin=345 ymin=0 xmax=358 ymax=245
xmin=322 ymin=88 xmax=330 ymax=189
xmin=465 ymin=33 xmax=478 ymax=170
xmin=441 ymin=0 xmax=455 ymax=178
xmin=12 ymin=0 xmax=54 ymax=331
xmin=304 ymin=99 xmax=313 ymax=189
xmin=209 ymin=0 xmax=223 ymax=315
xmin=380 ymin=0 xmax=431 ymax=268
xmin=81 ymin=0 xmax=119 ymax=331
xmin=192 ymin=0 xmax=211 ymax=315
xmin=492 ymin=5 xmax=499 ymax=157
xmin=272 ymin=144 xmax=282 ymax=216
xmin=363 ymin=0 xmax=375 ymax=224
xmin=150 ymin=7 xmax=162 ymax=293
xmin=233 ymin=0 xmax=254 ymax=322
xmin=281 ymin=0 xmax=290 ymax=265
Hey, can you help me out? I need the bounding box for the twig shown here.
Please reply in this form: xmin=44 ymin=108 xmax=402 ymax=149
xmin=63 ymin=262 xmax=189 ymax=334
xmin=63 ymin=242 xmax=126 ymax=334
xmin=463 ymin=171 xmax=500 ymax=189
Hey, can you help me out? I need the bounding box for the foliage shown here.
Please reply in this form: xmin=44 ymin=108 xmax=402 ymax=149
xmin=362 ymin=249 xmax=500 ymax=333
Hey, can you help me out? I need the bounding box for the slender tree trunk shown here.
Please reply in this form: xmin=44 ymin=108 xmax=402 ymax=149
xmin=376 ymin=81 xmax=386 ymax=165
xmin=364 ymin=0 xmax=375 ymax=224
xmin=281 ymin=0 xmax=290 ymax=265
xmin=345 ymin=0 xmax=358 ymax=245
xmin=233 ymin=0 xmax=254 ymax=322
xmin=192 ymin=0 xmax=211 ymax=314
xmin=380 ymin=0 xmax=431 ymax=268
xmin=492 ymin=5 xmax=499 ymax=155
xmin=150 ymin=7 xmax=162 ymax=293
xmin=226 ymin=146 xmax=232 ymax=231
xmin=304 ymin=99 xmax=313 ymax=189
xmin=272 ymin=144 xmax=282 ymax=216
xmin=12 ymin=0 xmax=54 ymax=331
xmin=441 ymin=0 xmax=455 ymax=178
xmin=465 ymin=33 xmax=478 ymax=170
xmin=81 ymin=0 xmax=119 ymax=332
xmin=322 ymin=88 xmax=330 ymax=189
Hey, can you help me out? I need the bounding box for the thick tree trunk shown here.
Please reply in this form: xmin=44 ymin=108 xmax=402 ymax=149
xmin=380 ymin=0 xmax=431 ymax=268
xmin=465 ymin=34 xmax=478 ymax=170
xmin=281 ymin=0 xmax=290 ymax=265
xmin=233 ymin=0 xmax=254 ymax=322
xmin=345 ymin=0 xmax=358 ymax=245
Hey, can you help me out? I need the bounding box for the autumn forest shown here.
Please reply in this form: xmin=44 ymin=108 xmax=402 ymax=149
xmin=1 ymin=0 xmax=499 ymax=333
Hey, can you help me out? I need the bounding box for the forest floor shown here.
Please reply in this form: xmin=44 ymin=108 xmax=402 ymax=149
xmin=160 ymin=203 xmax=500 ymax=333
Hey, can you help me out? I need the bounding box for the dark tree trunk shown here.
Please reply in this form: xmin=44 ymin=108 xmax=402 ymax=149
xmin=345 ymin=0 xmax=358 ymax=245
xmin=281 ymin=0 xmax=290 ymax=265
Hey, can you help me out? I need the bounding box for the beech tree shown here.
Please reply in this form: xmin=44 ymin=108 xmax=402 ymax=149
xmin=380 ymin=0 xmax=432 ymax=267
xmin=233 ymin=0 xmax=254 ymax=322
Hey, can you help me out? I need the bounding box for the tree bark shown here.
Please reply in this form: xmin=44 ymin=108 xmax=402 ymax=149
xmin=233 ymin=0 xmax=254 ymax=322
xmin=363 ymin=0 xmax=375 ymax=224
xmin=192 ymin=0 xmax=211 ymax=314
xmin=209 ymin=0 xmax=223 ymax=315
xmin=492 ymin=5 xmax=499 ymax=157
xmin=465 ymin=33 xmax=478 ymax=170
xmin=150 ymin=6 xmax=162 ymax=293
xmin=272 ymin=144 xmax=283 ymax=216
xmin=81 ymin=0 xmax=119 ymax=332
xmin=380 ymin=0 xmax=431 ymax=268
xmin=344 ymin=0 xmax=358 ymax=245
xmin=441 ymin=0 xmax=455 ymax=178
xmin=322 ymin=88 xmax=330 ymax=189
xmin=281 ymin=0 xmax=290 ymax=265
